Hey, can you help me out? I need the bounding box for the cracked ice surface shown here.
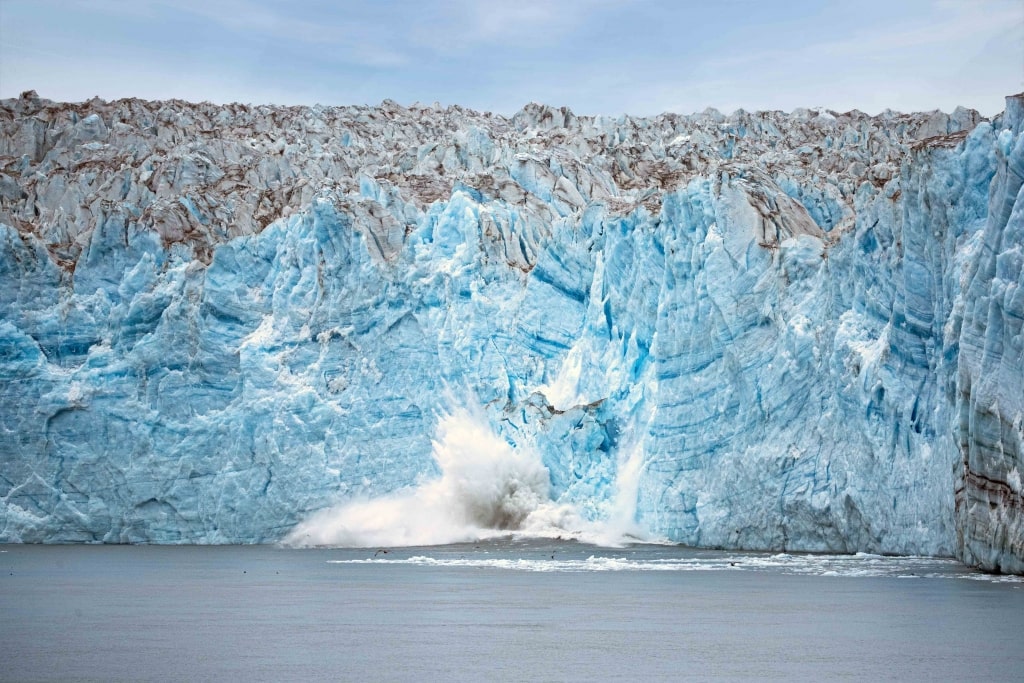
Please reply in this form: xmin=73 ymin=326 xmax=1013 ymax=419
xmin=0 ymin=91 xmax=1021 ymax=571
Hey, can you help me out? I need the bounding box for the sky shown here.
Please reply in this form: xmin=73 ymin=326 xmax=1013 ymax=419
xmin=0 ymin=0 xmax=1021 ymax=117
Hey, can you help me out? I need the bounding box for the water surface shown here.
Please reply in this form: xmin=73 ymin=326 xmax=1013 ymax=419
xmin=2 ymin=541 xmax=1022 ymax=681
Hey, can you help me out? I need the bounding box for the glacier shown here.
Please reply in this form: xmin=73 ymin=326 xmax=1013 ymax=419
xmin=0 ymin=90 xmax=1021 ymax=572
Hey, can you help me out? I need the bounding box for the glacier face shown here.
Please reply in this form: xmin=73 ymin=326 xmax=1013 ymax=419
xmin=0 ymin=90 xmax=1021 ymax=571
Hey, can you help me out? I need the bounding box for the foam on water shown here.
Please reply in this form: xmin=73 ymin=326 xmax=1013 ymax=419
xmin=327 ymin=551 xmax=1024 ymax=582
xmin=285 ymin=407 xmax=655 ymax=547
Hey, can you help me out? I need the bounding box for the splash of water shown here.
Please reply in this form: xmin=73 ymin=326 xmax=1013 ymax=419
xmin=284 ymin=406 xmax=650 ymax=548
xmin=601 ymin=442 xmax=646 ymax=540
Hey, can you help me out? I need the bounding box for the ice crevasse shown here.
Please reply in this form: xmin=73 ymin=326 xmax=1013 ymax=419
xmin=0 ymin=91 xmax=1021 ymax=573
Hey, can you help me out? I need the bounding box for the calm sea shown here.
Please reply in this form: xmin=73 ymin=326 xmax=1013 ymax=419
xmin=2 ymin=540 xmax=1022 ymax=682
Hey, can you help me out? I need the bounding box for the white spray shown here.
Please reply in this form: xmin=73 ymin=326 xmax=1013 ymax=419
xmin=285 ymin=405 xmax=658 ymax=548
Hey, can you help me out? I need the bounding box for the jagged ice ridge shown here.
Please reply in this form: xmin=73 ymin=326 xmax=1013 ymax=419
xmin=0 ymin=90 xmax=1021 ymax=573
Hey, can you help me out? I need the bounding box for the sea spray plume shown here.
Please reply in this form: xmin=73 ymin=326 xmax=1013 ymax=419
xmin=285 ymin=407 xmax=555 ymax=546
xmin=432 ymin=405 xmax=550 ymax=530
xmin=283 ymin=403 xmax=655 ymax=547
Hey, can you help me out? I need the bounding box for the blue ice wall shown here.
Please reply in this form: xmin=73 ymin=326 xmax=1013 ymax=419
xmin=0 ymin=92 xmax=1020 ymax=571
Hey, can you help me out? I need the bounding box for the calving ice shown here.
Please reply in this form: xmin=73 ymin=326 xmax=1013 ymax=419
xmin=284 ymin=407 xmax=647 ymax=548
xmin=0 ymin=91 xmax=1021 ymax=573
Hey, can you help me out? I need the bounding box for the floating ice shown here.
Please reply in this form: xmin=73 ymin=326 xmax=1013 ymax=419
xmin=326 ymin=549 xmax=1021 ymax=582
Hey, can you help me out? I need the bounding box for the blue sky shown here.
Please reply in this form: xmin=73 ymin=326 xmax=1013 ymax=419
xmin=1 ymin=0 xmax=1021 ymax=116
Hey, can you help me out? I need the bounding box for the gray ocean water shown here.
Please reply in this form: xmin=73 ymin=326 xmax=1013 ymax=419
xmin=2 ymin=540 xmax=1022 ymax=682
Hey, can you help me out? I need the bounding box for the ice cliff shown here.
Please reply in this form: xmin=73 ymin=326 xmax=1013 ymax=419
xmin=1 ymin=90 xmax=1021 ymax=572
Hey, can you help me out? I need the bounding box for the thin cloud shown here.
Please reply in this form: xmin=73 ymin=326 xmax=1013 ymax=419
xmin=162 ymin=0 xmax=347 ymax=45
xmin=1 ymin=50 xmax=313 ymax=105
xmin=176 ymin=0 xmax=412 ymax=67
xmin=703 ymin=2 xmax=1020 ymax=71
xmin=62 ymin=0 xmax=412 ymax=67
xmin=410 ymin=0 xmax=636 ymax=53
xmin=1 ymin=0 xmax=1020 ymax=114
